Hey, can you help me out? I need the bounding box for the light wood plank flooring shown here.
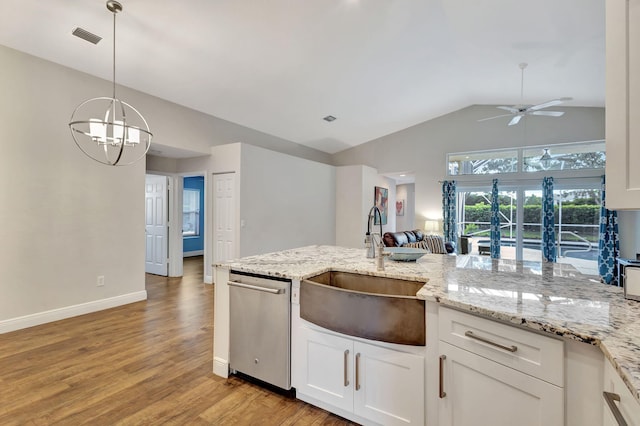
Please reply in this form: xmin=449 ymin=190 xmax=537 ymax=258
xmin=0 ymin=257 xmax=355 ymax=425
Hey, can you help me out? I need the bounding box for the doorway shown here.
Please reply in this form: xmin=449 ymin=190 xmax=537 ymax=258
xmin=183 ymin=175 xmax=205 ymax=258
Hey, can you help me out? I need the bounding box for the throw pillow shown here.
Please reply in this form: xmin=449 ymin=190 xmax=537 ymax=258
xmin=404 ymin=241 xmax=431 ymax=252
xmin=424 ymin=235 xmax=447 ymax=254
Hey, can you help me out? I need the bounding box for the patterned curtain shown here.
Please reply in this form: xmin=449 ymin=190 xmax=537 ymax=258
xmin=490 ymin=178 xmax=501 ymax=259
xmin=541 ymin=177 xmax=556 ymax=262
xmin=442 ymin=181 xmax=458 ymax=250
xmin=598 ymin=175 xmax=620 ymax=285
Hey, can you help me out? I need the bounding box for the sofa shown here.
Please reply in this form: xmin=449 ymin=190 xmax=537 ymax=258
xmin=382 ymin=229 xmax=455 ymax=254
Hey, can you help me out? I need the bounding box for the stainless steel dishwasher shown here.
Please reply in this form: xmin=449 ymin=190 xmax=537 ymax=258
xmin=228 ymin=270 xmax=292 ymax=390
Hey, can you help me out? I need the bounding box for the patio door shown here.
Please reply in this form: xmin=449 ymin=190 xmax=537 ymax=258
xmin=458 ymin=185 xmax=600 ymax=271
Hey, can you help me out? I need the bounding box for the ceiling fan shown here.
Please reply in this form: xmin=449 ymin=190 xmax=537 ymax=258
xmin=478 ymin=63 xmax=572 ymax=126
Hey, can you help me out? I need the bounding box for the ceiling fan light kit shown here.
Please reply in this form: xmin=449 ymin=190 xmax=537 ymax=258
xmin=478 ymin=62 xmax=573 ymax=126
xmin=68 ymin=0 xmax=152 ymax=166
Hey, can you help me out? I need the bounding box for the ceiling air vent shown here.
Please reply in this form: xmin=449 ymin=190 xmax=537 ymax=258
xmin=72 ymin=27 xmax=102 ymax=45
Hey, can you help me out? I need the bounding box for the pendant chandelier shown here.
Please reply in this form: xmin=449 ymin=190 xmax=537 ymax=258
xmin=69 ymin=0 xmax=152 ymax=166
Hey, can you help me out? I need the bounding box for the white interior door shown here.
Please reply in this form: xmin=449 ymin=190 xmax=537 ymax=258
xmin=145 ymin=174 xmax=168 ymax=276
xmin=213 ymin=173 xmax=236 ymax=263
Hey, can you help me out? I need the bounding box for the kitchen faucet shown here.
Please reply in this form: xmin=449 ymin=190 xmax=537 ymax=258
xmin=365 ymin=206 xmax=383 ymax=259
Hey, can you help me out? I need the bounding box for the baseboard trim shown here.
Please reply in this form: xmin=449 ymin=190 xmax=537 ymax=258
xmin=213 ymin=357 xmax=229 ymax=378
xmin=183 ymin=250 xmax=204 ymax=257
xmin=0 ymin=291 xmax=148 ymax=334
xmin=204 ymin=275 xmax=213 ymax=284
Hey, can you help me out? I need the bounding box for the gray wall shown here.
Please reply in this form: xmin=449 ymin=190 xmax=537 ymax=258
xmin=0 ymin=43 xmax=146 ymax=328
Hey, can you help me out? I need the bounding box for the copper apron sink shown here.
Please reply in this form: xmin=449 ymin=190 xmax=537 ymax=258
xmin=300 ymin=271 xmax=427 ymax=346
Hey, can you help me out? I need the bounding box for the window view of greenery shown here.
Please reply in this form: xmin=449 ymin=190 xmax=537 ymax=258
xmin=448 ymin=150 xmax=518 ymax=176
xmin=183 ymin=189 xmax=200 ymax=237
xmin=448 ymin=140 xmax=605 ymax=176
xmin=458 ymin=189 xmax=600 ymax=265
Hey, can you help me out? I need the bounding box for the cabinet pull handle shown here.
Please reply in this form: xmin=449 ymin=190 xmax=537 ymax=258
xmin=343 ymin=350 xmax=349 ymax=387
xmin=439 ymin=355 xmax=446 ymax=398
xmin=465 ymin=331 xmax=517 ymax=353
xmin=355 ymin=353 xmax=361 ymax=391
xmin=603 ymin=391 xmax=628 ymax=426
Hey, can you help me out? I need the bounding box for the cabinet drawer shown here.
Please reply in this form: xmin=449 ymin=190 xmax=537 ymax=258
xmin=603 ymin=359 xmax=640 ymax=425
xmin=439 ymin=307 xmax=564 ymax=386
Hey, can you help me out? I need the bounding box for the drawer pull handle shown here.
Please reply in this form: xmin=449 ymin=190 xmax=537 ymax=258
xmin=464 ymin=331 xmax=517 ymax=353
xmin=439 ymin=355 xmax=446 ymax=398
xmin=343 ymin=350 xmax=349 ymax=387
xmin=603 ymin=391 xmax=628 ymax=426
xmin=355 ymin=353 xmax=361 ymax=391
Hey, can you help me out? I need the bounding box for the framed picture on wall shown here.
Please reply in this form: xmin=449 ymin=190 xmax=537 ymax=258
xmin=396 ymin=199 xmax=405 ymax=216
xmin=374 ymin=186 xmax=388 ymax=225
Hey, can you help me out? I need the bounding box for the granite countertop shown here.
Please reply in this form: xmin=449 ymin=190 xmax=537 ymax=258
xmin=216 ymin=245 xmax=640 ymax=402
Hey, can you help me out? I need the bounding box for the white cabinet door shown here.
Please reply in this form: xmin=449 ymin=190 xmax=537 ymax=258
xmin=439 ymin=342 xmax=563 ymax=426
xmin=606 ymin=0 xmax=640 ymax=209
xmin=354 ymin=341 xmax=424 ymax=426
xmin=603 ymin=359 xmax=640 ymax=425
xmin=296 ymin=326 xmax=354 ymax=413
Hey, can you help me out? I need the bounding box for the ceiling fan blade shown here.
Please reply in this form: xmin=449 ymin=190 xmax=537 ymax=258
xmin=508 ymin=115 xmax=522 ymax=126
xmin=530 ymin=111 xmax=565 ymax=117
xmin=477 ymin=114 xmax=515 ymax=122
xmin=528 ymin=97 xmax=573 ymax=111
xmin=496 ymin=106 xmax=519 ymax=113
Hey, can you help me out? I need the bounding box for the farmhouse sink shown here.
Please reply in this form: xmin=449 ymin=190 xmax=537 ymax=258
xmin=300 ymin=270 xmax=426 ymax=346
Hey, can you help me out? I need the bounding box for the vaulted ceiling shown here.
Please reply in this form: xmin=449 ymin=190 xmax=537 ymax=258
xmin=0 ymin=0 xmax=605 ymax=154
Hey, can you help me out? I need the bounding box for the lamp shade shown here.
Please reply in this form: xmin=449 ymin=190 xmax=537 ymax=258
xmin=424 ymin=220 xmax=440 ymax=233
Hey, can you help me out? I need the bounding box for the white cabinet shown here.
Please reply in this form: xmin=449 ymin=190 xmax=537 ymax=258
xmin=296 ymin=326 xmax=354 ymax=413
xmin=295 ymin=324 xmax=424 ymax=426
xmin=438 ymin=341 xmax=563 ymax=426
xmin=603 ymin=359 xmax=640 ymax=425
xmin=354 ymin=340 xmax=424 ymax=426
xmin=437 ymin=308 xmax=564 ymax=426
xmin=606 ymin=0 xmax=640 ymax=209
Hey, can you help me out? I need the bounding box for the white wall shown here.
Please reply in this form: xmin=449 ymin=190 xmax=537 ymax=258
xmin=240 ymin=144 xmax=336 ymax=256
xmin=395 ymin=183 xmax=416 ymax=231
xmin=0 ymin=44 xmax=146 ymax=330
xmin=335 ymin=166 xmax=400 ymax=248
xmin=335 ymin=165 xmax=379 ymax=248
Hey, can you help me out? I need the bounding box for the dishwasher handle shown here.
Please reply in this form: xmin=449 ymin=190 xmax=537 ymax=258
xmin=227 ymin=281 xmax=285 ymax=294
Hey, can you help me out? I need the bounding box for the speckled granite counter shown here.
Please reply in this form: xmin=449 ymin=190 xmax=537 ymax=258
xmin=216 ymin=245 xmax=640 ymax=402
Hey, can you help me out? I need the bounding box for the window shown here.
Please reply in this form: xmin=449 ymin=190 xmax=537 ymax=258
xmin=448 ymin=140 xmax=605 ymax=176
xmin=449 ymin=140 xmax=604 ymax=275
xmin=448 ymin=149 xmax=518 ymax=176
xmin=183 ymin=189 xmax=200 ymax=237
xmin=457 ymin=185 xmax=601 ymax=275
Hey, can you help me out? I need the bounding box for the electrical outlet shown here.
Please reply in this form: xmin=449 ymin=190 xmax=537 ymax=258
xmin=97 ymin=275 xmax=105 ymax=287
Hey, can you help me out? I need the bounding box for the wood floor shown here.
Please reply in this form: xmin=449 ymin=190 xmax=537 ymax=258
xmin=0 ymin=257 xmax=355 ymax=425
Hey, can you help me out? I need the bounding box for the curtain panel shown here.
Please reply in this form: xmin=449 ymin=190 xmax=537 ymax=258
xmin=490 ymin=178 xmax=501 ymax=259
xmin=542 ymin=177 xmax=556 ymax=262
xmin=442 ymin=181 xmax=457 ymax=251
xmin=598 ymin=175 xmax=620 ymax=285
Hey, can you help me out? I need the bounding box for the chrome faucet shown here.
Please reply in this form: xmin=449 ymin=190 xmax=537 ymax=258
xmin=365 ymin=206 xmax=383 ymax=259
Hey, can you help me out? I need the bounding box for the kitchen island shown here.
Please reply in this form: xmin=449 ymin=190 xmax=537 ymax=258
xmin=214 ymin=245 xmax=640 ymax=425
